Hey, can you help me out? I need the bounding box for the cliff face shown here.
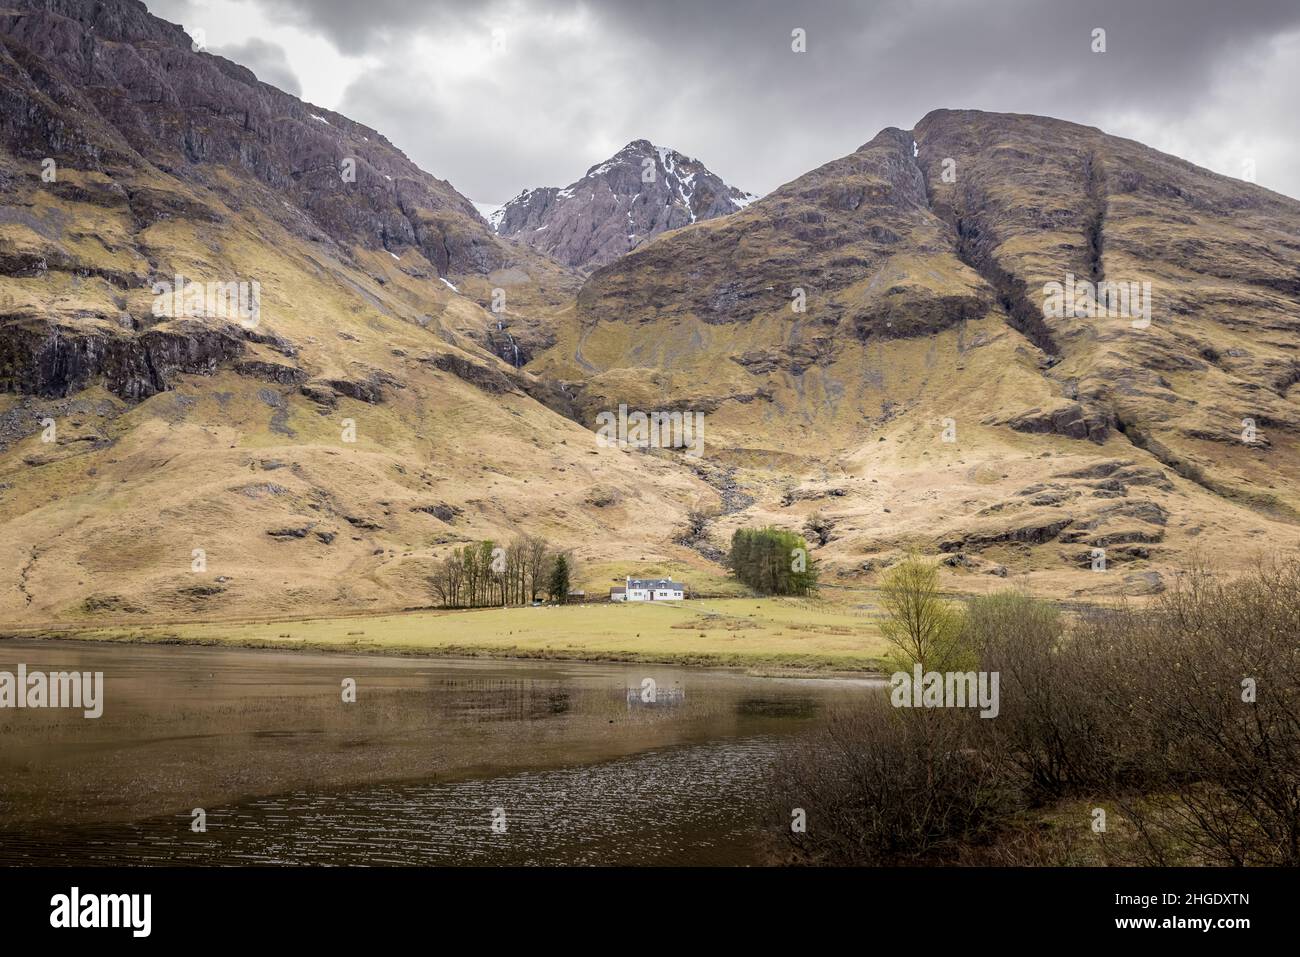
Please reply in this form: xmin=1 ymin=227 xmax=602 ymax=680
xmin=0 ymin=0 xmax=588 ymax=397
xmin=493 ymin=140 xmax=754 ymax=271
xmin=0 ymin=0 xmax=499 ymax=275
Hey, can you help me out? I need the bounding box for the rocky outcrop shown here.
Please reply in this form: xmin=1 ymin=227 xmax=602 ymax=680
xmin=731 ymin=341 xmax=837 ymax=376
xmin=414 ymin=350 xmax=578 ymax=420
xmin=0 ymin=315 xmax=248 ymax=399
xmin=493 ymin=140 xmax=754 ymax=270
xmin=1004 ymin=402 xmax=1110 ymax=443
xmin=420 ymin=352 xmax=516 ymax=395
xmin=0 ymin=0 xmax=502 ymax=276
xmin=938 ymin=516 xmax=1075 ymax=552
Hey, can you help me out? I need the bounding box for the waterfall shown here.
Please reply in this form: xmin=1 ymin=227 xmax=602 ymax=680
xmin=497 ymin=320 xmax=520 ymax=369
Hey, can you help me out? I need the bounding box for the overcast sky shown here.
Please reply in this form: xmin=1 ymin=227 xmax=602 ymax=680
xmin=149 ymin=0 xmax=1300 ymax=209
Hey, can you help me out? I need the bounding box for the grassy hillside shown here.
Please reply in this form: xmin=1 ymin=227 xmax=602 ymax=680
xmin=0 ymin=146 xmax=718 ymax=625
xmin=4 ymin=0 xmax=1298 ymax=628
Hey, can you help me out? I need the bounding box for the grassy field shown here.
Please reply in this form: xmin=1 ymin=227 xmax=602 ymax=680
xmin=20 ymin=595 xmax=890 ymax=674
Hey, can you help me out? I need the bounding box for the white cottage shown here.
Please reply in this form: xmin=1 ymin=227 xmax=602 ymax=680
xmin=610 ymin=576 xmax=686 ymax=602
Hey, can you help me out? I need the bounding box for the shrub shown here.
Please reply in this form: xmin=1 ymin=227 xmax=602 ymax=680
xmin=772 ymin=560 xmax=1300 ymax=866
xmin=1096 ymin=563 xmax=1300 ymax=865
xmin=803 ymin=510 xmax=835 ymax=546
xmin=962 ymin=591 xmax=1131 ymax=801
xmin=771 ymin=698 xmax=1018 ymax=865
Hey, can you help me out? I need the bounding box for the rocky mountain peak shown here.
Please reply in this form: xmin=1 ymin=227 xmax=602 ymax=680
xmin=492 ymin=140 xmax=755 ymax=271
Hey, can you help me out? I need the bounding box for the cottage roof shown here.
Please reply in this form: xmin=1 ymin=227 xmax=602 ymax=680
xmin=627 ymin=579 xmax=683 ymax=589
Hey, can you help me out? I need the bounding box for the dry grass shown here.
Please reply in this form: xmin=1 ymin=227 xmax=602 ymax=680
xmin=15 ymin=594 xmax=890 ymax=674
xmin=7 ymin=115 xmax=1300 ymax=632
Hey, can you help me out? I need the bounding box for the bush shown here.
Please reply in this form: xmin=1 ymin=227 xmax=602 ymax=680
xmin=803 ymin=510 xmax=835 ymax=546
xmin=1093 ymin=563 xmax=1300 ymax=865
xmin=771 ymin=560 xmax=1300 ymax=866
xmin=771 ymin=699 xmax=1018 ymax=865
xmin=962 ymin=591 xmax=1134 ymax=801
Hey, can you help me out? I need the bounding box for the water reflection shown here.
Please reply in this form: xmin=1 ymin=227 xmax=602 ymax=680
xmin=0 ymin=640 xmax=876 ymax=865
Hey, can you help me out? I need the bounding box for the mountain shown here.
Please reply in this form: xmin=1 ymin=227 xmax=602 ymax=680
xmin=2 ymin=0 xmax=1297 ymax=625
xmin=492 ymin=140 xmax=755 ymax=270
xmin=534 ymin=110 xmax=1300 ymax=595
xmin=0 ymin=0 xmax=711 ymax=624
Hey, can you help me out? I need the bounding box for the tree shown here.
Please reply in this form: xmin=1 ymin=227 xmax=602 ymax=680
xmin=728 ymin=527 xmax=818 ymax=596
xmin=547 ymin=554 xmax=571 ymax=603
xmin=524 ymin=535 xmax=549 ymax=602
xmin=878 ymin=555 xmax=969 ymax=672
xmin=431 ymin=537 xmax=582 ymax=609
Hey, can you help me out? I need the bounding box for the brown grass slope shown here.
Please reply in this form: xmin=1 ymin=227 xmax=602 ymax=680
xmin=535 ymin=110 xmax=1300 ymax=597
xmin=0 ymin=0 xmax=714 ymax=625
xmin=3 ymin=2 xmax=1297 ymax=621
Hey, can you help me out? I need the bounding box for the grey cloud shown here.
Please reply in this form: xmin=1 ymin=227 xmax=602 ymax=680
xmin=144 ymin=0 xmax=201 ymax=25
xmin=212 ymin=37 xmax=303 ymax=96
xmin=220 ymin=0 xmax=1300 ymax=202
xmin=251 ymin=0 xmax=500 ymax=54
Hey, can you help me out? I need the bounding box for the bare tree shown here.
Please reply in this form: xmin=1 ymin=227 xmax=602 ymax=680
xmin=675 ymin=502 xmax=720 ymax=554
xmin=803 ymin=510 xmax=835 ymax=546
xmin=524 ymin=535 xmax=549 ymax=602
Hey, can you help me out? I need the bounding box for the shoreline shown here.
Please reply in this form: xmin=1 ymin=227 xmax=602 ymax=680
xmin=0 ymin=595 xmax=891 ymax=678
xmin=0 ymin=628 xmax=886 ymax=680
